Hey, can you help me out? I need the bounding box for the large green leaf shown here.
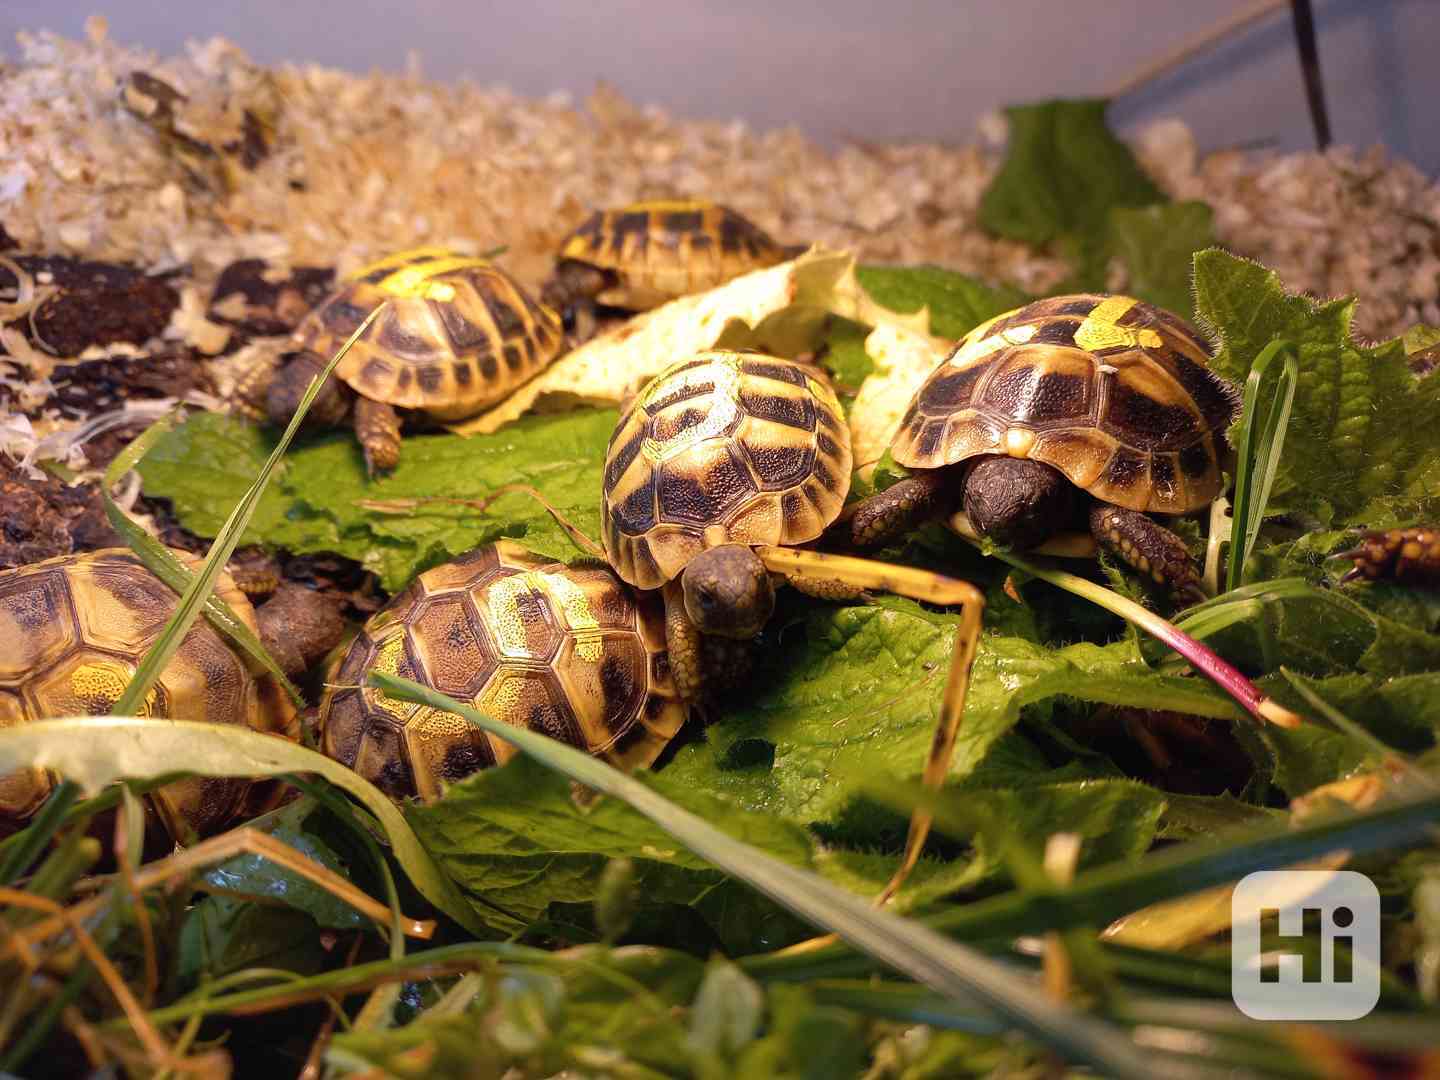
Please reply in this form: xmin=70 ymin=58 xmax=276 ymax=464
xmin=137 ymin=408 xmax=617 ymax=591
xmin=660 ymin=597 xmax=1240 ymax=825
xmin=853 ymin=265 xmax=1029 ymax=341
xmin=1192 ymin=249 xmax=1440 ymax=528
xmin=1108 ymin=201 xmax=1215 ymax=318
xmin=978 ymin=98 xmax=1166 ymax=288
xmin=406 ymin=755 xmax=818 ymax=935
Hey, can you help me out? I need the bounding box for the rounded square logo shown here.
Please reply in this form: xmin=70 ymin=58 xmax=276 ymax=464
xmin=1231 ymin=869 xmax=1381 ymax=1021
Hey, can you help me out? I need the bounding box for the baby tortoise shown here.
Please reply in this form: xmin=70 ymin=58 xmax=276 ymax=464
xmin=1340 ymin=527 xmax=1440 ymax=587
xmin=319 ymin=541 xmax=685 ymax=802
xmin=541 ymin=199 xmax=798 ymax=340
xmin=0 ymin=549 xmax=344 ymax=841
xmin=602 ymin=351 xmax=985 ymax=900
xmin=267 ymin=249 xmax=564 ymax=475
xmin=833 ymin=294 xmax=1238 ymax=603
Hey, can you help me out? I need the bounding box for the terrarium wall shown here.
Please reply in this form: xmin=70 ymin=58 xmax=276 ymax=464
xmin=2 ymin=0 xmax=1437 ymax=171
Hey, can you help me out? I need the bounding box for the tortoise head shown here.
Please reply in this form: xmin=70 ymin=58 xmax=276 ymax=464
xmin=680 ymin=544 xmax=774 ymax=639
xmin=962 ymin=456 xmax=1077 ymax=550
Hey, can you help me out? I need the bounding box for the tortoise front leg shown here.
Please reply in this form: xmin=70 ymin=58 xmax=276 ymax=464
xmin=265 ymin=351 xmax=352 ymax=429
xmin=661 ymin=580 xmax=751 ymax=707
xmin=755 ymin=545 xmax=984 ymax=905
xmin=828 ymin=467 xmax=960 ymax=553
xmin=663 ymin=580 xmax=707 ymax=707
xmin=541 ymin=261 xmax=607 ymax=346
xmin=1089 ymin=504 xmax=1205 ymax=604
xmin=353 ymin=397 xmax=403 ymax=477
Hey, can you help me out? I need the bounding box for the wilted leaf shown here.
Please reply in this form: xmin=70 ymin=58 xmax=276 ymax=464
xmin=138 ymin=408 xmax=615 ymax=591
xmin=0 ymin=717 xmax=483 ymax=935
xmin=660 ymin=597 xmax=1241 ymax=827
xmin=406 ymin=755 xmax=819 ymax=933
xmin=1192 ymin=249 xmax=1440 ymax=527
xmin=846 ymin=322 xmax=952 ymax=468
xmin=450 ymin=248 xmax=932 ymax=435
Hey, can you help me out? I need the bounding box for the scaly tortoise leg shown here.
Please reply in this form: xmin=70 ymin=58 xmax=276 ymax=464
xmin=1088 ymin=504 xmax=1204 ymax=604
xmin=661 ymin=580 xmax=751 ymax=707
xmin=353 ymin=397 xmax=403 ymax=477
xmin=755 ymin=545 xmax=984 ymax=905
xmin=828 ymin=470 xmax=957 ymax=553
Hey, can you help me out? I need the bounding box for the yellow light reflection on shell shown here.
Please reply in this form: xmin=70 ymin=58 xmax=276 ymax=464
xmin=71 ymin=660 xmax=159 ymax=716
xmin=1073 ymin=295 xmax=1163 ymax=352
xmin=640 ymin=355 xmax=742 ymax=464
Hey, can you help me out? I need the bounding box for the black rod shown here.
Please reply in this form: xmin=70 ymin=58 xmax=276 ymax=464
xmin=1290 ymin=0 xmax=1332 ymax=150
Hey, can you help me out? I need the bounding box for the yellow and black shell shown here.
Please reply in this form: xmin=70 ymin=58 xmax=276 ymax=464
xmin=319 ymin=542 xmax=685 ymax=802
xmin=893 ymin=294 xmax=1237 ymax=515
xmin=296 ymin=248 xmax=564 ymax=420
xmin=0 ymin=549 xmax=296 ymax=840
xmin=602 ymin=352 xmax=853 ymax=590
xmin=557 ymin=200 xmax=791 ymax=309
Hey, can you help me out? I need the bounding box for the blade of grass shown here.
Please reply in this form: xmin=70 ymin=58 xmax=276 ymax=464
xmin=0 ymin=780 xmax=79 ymax=886
xmin=371 ymin=671 xmax=1156 ymax=1078
xmin=101 ymin=410 xmax=302 ymax=708
xmin=112 ymin=302 xmax=385 ymax=717
xmin=950 ymin=519 xmax=1304 ymax=728
xmin=1278 ymin=668 xmax=1437 ymax=789
xmin=1227 ymin=339 xmax=1298 ymax=591
xmin=0 ymin=717 xmax=487 ymax=937
xmin=745 ymin=780 xmax=1440 ymax=979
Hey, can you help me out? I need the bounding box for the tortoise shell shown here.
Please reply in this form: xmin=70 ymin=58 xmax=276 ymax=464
xmin=319 ymin=542 xmax=685 ymax=802
xmin=602 ymin=351 xmax=853 ymax=590
xmin=893 ymin=294 xmax=1237 ymax=515
xmin=0 ymin=549 xmax=296 ymax=840
xmin=558 ymin=200 xmax=790 ymax=310
xmin=296 ymin=248 xmax=564 ymax=421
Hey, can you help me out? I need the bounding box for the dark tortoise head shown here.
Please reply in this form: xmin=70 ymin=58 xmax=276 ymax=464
xmin=680 ymin=544 xmax=775 ymax=639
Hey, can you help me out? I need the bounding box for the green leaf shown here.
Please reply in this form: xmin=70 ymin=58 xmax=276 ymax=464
xmin=1192 ymin=249 xmax=1440 ymax=527
xmin=1256 ymin=671 xmax=1440 ymax=796
xmin=854 ymin=265 xmax=1029 ymax=341
xmin=0 ymin=717 xmax=485 ymax=936
xmin=374 ymin=670 xmax=1157 ymax=1077
xmin=1107 ymin=201 xmax=1215 ymax=318
xmin=201 ymin=798 xmax=364 ymax=930
xmin=660 ymin=598 xmax=1238 ymax=825
xmin=978 ymin=99 xmax=1165 ymax=288
xmin=175 ymin=894 xmax=329 ymax=989
xmin=406 ymin=755 xmax=819 ymax=935
xmin=138 ymin=408 xmax=617 ymax=592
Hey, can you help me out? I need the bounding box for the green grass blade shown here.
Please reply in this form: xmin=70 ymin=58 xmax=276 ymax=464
xmin=745 ymin=784 xmax=1440 ymax=979
xmin=954 ymin=530 xmax=1304 ymax=727
xmin=0 ymin=716 xmax=486 ymax=937
xmin=1226 ymin=339 xmax=1299 ymax=591
xmin=101 ymin=412 xmax=304 ymax=707
xmin=0 ymin=779 xmax=78 ymax=885
xmin=112 ymin=302 xmax=385 ymax=716
xmin=1278 ymin=668 xmax=1437 ymax=789
xmin=370 ymin=671 xmax=1156 ymax=1078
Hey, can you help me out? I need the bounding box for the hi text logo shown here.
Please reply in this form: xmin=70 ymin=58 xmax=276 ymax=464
xmin=1231 ymin=870 xmax=1381 ymax=1021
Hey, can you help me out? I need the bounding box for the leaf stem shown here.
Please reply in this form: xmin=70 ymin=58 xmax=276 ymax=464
xmin=949 ymin=517 xmax=1303 ymax=728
